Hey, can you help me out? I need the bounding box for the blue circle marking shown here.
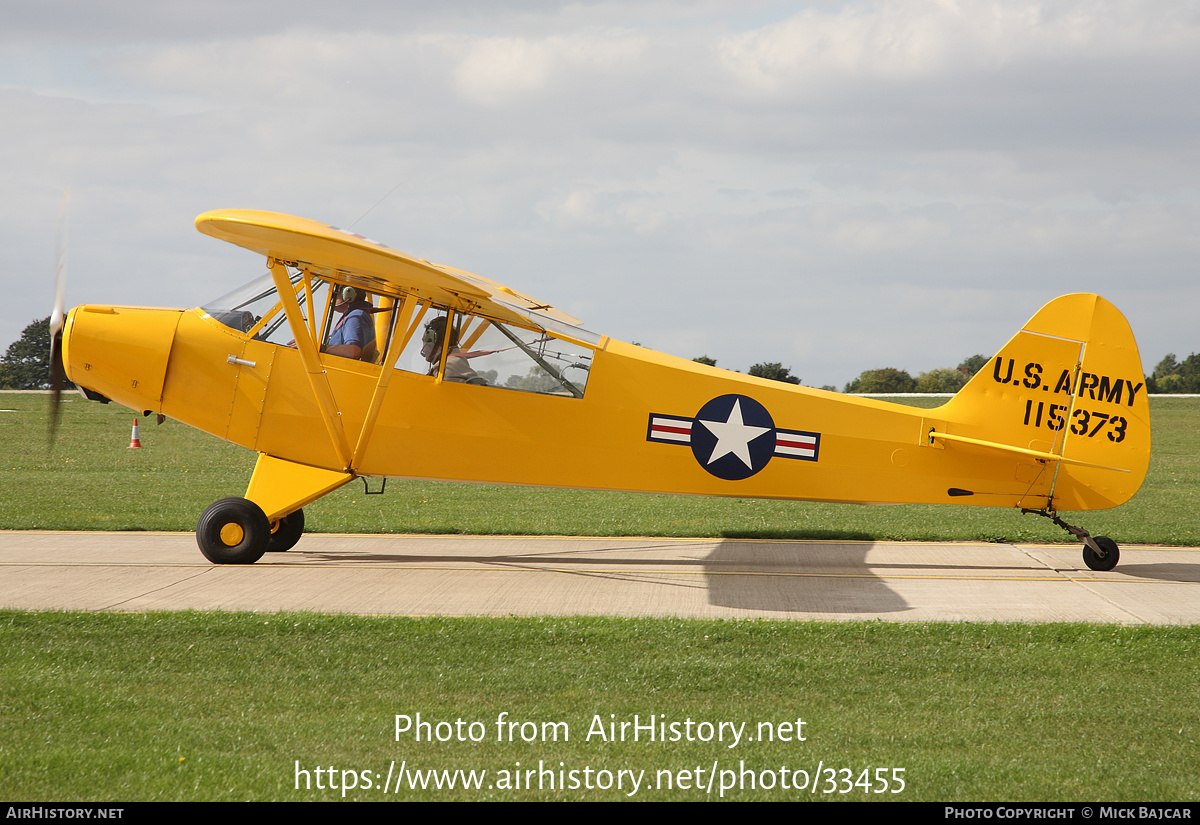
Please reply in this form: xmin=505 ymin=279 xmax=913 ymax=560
xmin=689 ymin=394 xmax=776 ymax=480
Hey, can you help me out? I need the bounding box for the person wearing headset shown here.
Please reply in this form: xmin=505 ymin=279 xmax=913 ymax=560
xmin=323 ymin=286 xmax=376 ymax=360
xmin=421 ymin=316 xmax=481 ymax=383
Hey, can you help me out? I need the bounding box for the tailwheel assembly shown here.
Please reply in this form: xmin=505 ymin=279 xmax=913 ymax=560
xmin=1022 ymin=508 xmax=1120 ymax=572
xmin=197 ymin=497 xmax=271 ymax=564
xmin=267 ymin=508 xmax=305 ymax=552
xmin=1081 ymin=535 xmax=1120 ymax=572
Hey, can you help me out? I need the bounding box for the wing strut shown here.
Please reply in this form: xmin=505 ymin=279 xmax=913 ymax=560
xmin=269 ymin=258 xmax=353 ymax=469
xmin=350 ymin=294 xmax=420 ymax=471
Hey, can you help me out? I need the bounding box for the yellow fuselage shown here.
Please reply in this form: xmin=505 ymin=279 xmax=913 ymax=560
xmin=61 ymin=293 xmax=1149 ymax=519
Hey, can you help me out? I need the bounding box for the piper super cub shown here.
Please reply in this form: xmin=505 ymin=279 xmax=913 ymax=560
xmin=52 ymin=210 xmax=1150 ymax=570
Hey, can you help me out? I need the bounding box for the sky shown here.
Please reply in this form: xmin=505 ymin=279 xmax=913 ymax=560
xmin=3 ymin=0 xmax=1197 ymax=389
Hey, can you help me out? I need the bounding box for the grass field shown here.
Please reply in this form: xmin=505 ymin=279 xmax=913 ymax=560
xmin=1 ymin=392 xmax=1196 ymax=545
xmin=2 ymin=612 xmax=1198 ymax=801
xmin=2 ymin=393 xmax=1198 ymax=802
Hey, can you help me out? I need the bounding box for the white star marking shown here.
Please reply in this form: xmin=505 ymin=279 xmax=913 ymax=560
xmin=698 ymin=399 xmax=771 ymax=469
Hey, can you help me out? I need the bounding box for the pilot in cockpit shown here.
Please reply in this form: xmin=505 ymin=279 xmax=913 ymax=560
xmin=421 ymin=316 xmax=482 ymax=383
xmin=323 ymin=286 xmax=377 ymax=361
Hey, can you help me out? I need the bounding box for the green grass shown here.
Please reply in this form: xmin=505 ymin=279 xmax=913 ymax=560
xmin=2 ymin=393 xmax=1197 ymax=545
xmin=2 ymin=612 xmax=1198 ymax=801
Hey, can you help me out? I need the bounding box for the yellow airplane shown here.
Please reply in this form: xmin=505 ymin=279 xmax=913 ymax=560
xmin=52 ymin=209 xmax=1150 ymax=570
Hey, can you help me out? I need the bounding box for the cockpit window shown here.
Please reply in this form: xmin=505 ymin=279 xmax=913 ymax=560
xmin=204 ymin=276 xmax=592 ymax=392
xmin=202 ymin=271 xmax=330 ymax=347
xmin=203 ymin=272 xmax=288 ymax=333
xmin=320 ymin=284 xmax=388 ymax=363
xmin=425 ymin=312 xmax=592 ymax=397
xmin=393 ymin=306 xmax=448 ymax=376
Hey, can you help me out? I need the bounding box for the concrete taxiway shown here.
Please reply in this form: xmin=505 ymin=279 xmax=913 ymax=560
xmin=3 ymin=531 xmax=1199 ymax=623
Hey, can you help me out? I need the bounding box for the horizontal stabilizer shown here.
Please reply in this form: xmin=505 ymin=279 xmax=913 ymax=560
xmin=927 ymin=430 xmax=1129 ymax=473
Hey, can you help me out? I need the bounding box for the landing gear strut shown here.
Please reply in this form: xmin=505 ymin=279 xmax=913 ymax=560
xmin=1022 ymin=508 xmax=1120 ymax=571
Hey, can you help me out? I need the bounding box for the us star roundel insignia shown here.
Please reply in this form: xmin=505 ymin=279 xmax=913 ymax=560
xmin=646 ymin=394 xmax=821 ymax=480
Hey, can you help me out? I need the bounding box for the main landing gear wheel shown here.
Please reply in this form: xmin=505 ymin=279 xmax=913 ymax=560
xmin=1082 ymin=536 xmax=1120 ymax=572
xmin=267 ymin=508 xmax=305 ymax=552
xmin=196 ymin=497 xmax=270 ymax=564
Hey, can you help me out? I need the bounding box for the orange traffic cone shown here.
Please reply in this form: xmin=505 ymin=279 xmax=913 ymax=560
xmin=128 ymin=418 xmax=142 ymax=449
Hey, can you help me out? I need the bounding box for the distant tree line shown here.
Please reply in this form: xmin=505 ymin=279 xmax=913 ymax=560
xmin=841 ymin=355 xmax=988 ymax=394
xmin=1146 ymin=353 xmax=1200 ymax=393
xmin=2 ymin=316 xmax=1196 ymax=396
xmin=693 ymin=356 xmax=801 ymax=385
xmin=693 ymin=353 xmax=989 ymax=392
xmin=692 ymin=349 xmax=1200 ymax=395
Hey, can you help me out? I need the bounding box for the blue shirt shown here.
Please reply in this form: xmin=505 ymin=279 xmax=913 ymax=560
xmin=328 ymin=304 xmax=375 ymax=350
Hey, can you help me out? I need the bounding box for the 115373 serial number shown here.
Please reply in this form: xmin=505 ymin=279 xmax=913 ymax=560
xmin=1022 ymin=400 xmax=1128 ymax=443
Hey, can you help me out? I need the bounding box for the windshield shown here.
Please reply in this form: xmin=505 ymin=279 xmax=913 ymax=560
xmin=202 ymin=271 xmax=330 ymax=346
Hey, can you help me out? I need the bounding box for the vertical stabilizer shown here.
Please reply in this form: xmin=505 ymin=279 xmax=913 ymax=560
xmin=942 ymin=294 xmax=1149 ymax=510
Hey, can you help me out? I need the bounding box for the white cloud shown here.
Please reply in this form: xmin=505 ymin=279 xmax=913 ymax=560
xmin=450 ymin=31 xmax=647 ymax=105
xmin=718 ymin=1 xmax=1200 ymax=95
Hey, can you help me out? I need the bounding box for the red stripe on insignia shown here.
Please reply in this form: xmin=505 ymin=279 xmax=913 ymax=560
xmin=649 ymin=415 xmax=692 ymax=444
xmin=777 ymin=435 xmax=816 ymax=448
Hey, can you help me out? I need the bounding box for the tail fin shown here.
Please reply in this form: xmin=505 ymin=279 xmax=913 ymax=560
xmin=940 ymin=294 xmax=1149 ymax=511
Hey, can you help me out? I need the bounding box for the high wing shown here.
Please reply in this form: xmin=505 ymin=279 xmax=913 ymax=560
xmin=195 ymin=209 xmax=584 ymax=333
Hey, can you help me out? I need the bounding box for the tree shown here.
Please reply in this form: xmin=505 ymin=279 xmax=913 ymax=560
xmin=748 ymin=362 xmax=800 ymax=384
xmin=915 ymin=367 xmax=968 ymax=393
xmin=1173 ymin=354 xmax=1200 ymax=393
xmin=692 ymin=355 xmax=717 ymax=366
xmin=844 ymin=368 xmax=917 ymax=394
xmin=957 ymin=354 xmax=988 ymax=378
xmin=1152 ymin=353 xmax=1179 ymax=380
xmin=505 ymin=365 xmax=562 ymax=394
xmin=1148 ymin=352 xmax=1200 ymax=394
xmin=0 ymin=317 xmax=70 ymax=390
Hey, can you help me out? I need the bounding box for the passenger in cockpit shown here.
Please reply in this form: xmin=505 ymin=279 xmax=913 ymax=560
xmin=421 ymin=316 xmax=482 ymax=383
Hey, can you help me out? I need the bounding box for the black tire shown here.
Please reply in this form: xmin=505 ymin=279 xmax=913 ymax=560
xmin=267 ymin=508 xmax=305 ymax=552
xmin=1082 ymin=536 xmax=1120 ymax=572
xmin=196 ymin=497 xmax=271 ymax=564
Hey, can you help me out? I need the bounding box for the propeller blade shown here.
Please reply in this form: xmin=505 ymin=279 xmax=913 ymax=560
xmin=48 ymin=188 xmax=69 ymax=448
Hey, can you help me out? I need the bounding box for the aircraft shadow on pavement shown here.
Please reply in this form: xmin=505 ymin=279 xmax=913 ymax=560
xmin=1106 ymin=562 xmax=1200 ymax=583
xmin=701 ymin=540 xmax=909 ymax=615
xmin=288 ymin=539 xmax=919 ymax=616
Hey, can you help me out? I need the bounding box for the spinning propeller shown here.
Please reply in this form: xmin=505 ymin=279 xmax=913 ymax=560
xmin=48 ymin=188 xmax=69 ymax=447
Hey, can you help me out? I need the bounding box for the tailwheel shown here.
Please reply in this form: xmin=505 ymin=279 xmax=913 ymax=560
xmin=267 ymin=508 xmax=305 ymax=552
xmin=196 ymin=497 xmax=271 ymax=564
xmin=1082 ymin=536 xmax=1120 ymax=572
xmin=1022 ymin=508 xmax=1122 ymax=572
